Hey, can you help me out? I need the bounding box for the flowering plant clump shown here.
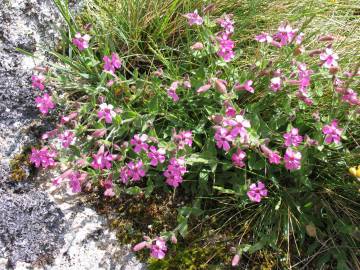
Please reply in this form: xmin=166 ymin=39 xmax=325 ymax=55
xmin=31 ymin=3 xmax=359 ymax=268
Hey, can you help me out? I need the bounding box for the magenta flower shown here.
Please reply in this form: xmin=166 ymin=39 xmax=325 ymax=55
xmin=260 ymin=144 xmax=281 ymax=164
xmin=322 ymin=119 xmax=342 ymax=144
xmin=247 ymin=181 xmax=268 ymax=203
xmin=68 ymin=172 xmax=84 ymax=193
xmin=167 ymin=81 xmax=179 ymax=102
xmin=103 ymin=52 xmax=122 ymax=73
xmin=214 ymin=127 xmax=233 ymax=151
xmin=320 ymin=48 xmax=339 ymax=68
xmin=59 ymin=130 xmax=75 ymax=148
xmin=147 ymin=146 xmax=166 ymax=166
xmin=342 ymin=89 xmax=359 ymax=106
xmin=127 ymin=160 xmax=146 ymax=181
xmin=130 ymin=134 xmax=149 ymax=153
xmin=273 ymin=23 xmax=298 ymax=46
xmin=31 ymin=74 xmax=45 ymax=90
xmin=225 ymin=115 xmax=251 ymax=142
xmin=217 ymin=34 xmax=235 ymax=62
xmin=174 ymin=130 xmax=193 ymax=149
xmin=225 ymin=105 xmax=236 ymax=117
xmin=150 ymin=237 xmax=168 ymax=259
xmin=270 ymin=77 xmax=282 ymax=92
xmin=120 ymin=166 xmax=131 ymax=184
xmin=91 ymin=146 xmax=116 ymax=170
xmin=217 ymin=14 xmax=234 ymax=35
xmin=164 ymin=157 xmax=187 ymax=188
xmin=234 ymin=80 xmax=254 ymax=93
xmin=284 ymin=148 xmax=302 ymax=171
xmin=35 ymin=93 xmax=55 ymax=114
xmin=231 ymin=149 xmax=246 ymax=168
xmin=184 ymin=10 xmax=203 ymax=26
xmin=283 ymin=128 xmax=303 ymax=147
xmin=30 ymin=147 xmax=57 ymax=168
xmin=72 ymin=33 xmax=91 ymax=51
xmin=98 ymin=103 xmax=116 ymax=123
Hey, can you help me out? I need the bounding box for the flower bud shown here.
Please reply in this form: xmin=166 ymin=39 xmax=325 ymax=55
xmin=318 ymin=35 xmax=335 ymax=42
xmin=190 ymin=42 xmax=204 ymax=51
xmin=91 ymin=129 xmax=107 ymax=138
xmin=197 ymin=84 xmax=211 ymax=94
xmin=215 ymin=79 xmax=227 ymax=94
xmin=133 ymin=241 xmax=148 ymax=252
xmin=171 ymin=234 xmax=177 ymax=244
xmin=232 ymin=254 xmax=240 ymax=266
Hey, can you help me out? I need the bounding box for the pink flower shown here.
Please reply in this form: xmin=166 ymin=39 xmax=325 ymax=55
xmin=72 ymin=33 xmax=91 ymax=51
xmin=322 ymin=119 xmax=342 ymax=144
xmin=150 ymin=237 xmax=168 ymax=259
xmin=120 ymin=166 xmax=131 ymax=184
xmin=320 ymin=48 xmax=339 ymax=68
xmin=35 ymin=93 xmax=55 ymax=114
xmin=214 ymin=127 xmax=233 ymax=151
xmin=52 ymin=169 xmax=73 ymax=186
xmin=260 ymin=144 xmax=281 ymax=164
xmin=217 ymin=34 xmax=235 ymax=62
xmin=127 ymin=160 xmax=146 ymax=181
xmin=224 ymin=115 xmax=251 ymax=142
xmin=255 ymin=32 xmax=273 ymax=43
xmin=184 ymin=10 xmax=203 ymax=26
xmin=225 ymin=105 xmax=236 ymax=117
xmin=284 ymin=148 xmax=301 ymax=171
xmin=101 ymin=178 xmax=115 ymax=197
xmin=42 ymin=128 xmax=59 ymax=140
xmin=130 ymin=134 xmax=149 ymax=153
xmin=69 ymin=171 xmax=86 ymax=193
xmin=174 ymin=130 xmax=193 ymax=149
xmin=91 ymin=128 xmax=107 ymax=138
xmin=147 ymin=146 xmax=166 ymax=166
xmin=342 ymin=89 xmax=359 ymax=106
xmin=98 ymin=103 xmax=116 ymax=123
xmin=283 ymin=128 xmax=303 ymax=147
xmin=59 ymin=130 xmax=75 ymax=148
xmin=247 ymin=181 xmax=268 ymax=203
xmin=234 ymin=80 xmax=254 ymax=93
xmin=91 ymin=146 xmax=116 ymax=170
xmin=296 ymin=32 xmax=305 ymax=45
xmin=231 ymin=149 xmax=246 ymax=168
xmin=30 ymin=147 xmax=57 ymax=168
xmin=60 ymin=112 xmax=78 ymax=124
xmin=164 ymin=157 xmax=187 ymax=188
xmin=31 ymin=74 xmax=45 ymax=90
xmin=217 ymin=14 xmax=234 ymax=35
xmin=103 ymin=52 xmax=122 ymax=73
xmin=273 ymin=23 xmax=298 ymax=46
xmin=190 ymin=42 xmax=204 ymax=50
xmin=167 ymin=81 xmax=179 ymax=102
xmin=270 ymin=77 xmax=282 ymax=92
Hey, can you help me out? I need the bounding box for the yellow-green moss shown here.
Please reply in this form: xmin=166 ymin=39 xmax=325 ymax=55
xmin=9 ymin=152 xmax=30 ymax=181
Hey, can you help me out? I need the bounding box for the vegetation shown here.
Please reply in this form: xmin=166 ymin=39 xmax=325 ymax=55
xmin=28 ymin=0 xmax=359 ymax=268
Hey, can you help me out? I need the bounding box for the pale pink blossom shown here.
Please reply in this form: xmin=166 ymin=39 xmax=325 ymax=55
xmin=190 ymin=42 xmax=204 ymax=50
xmin=91 ymin=146 xmax=116 ymax=170
xmin=260 ymin=144 xmax=281 ymax=164
xmin=60 ymin=112 xmax=78 ymax=124
xmin=101 ymin=178 xmax=115 ymax=197
xmin=247 ymin=181 xmax=268 ymax=203
xmin=164 ymin=157 xmax=187 ymax=188
xmin=167 ymin=81 xmax=180 ymax=102
xmin=232 ymin=254 xmax=240 ymax=266
xmin=342 ymin=89 xmax=359 ymax=106
xmin=255 ymin=32 xmax=273 ymax=43
xmin=127 ymin=160 xmax=146 ymax=181
xmin=69 ymin=171 xmax=86 ymax=193
xmin=217 ymin=14 xmax=234 ymax=35
xmin=174 ymin=130 xmax=193 ymax=149
xmin=214 ymin=127 xmax=233 ymax=151
xmin=217 ymin=34 xmax=235 ymax=62
xmin=196 ymin=83 xmax=211 ymax=94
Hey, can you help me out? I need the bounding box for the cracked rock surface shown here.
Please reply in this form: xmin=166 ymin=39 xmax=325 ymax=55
xmin=0 ymin=0 xmax=145 ymax=269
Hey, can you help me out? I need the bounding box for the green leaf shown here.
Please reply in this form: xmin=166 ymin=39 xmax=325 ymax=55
xmin=125 ymin=186 xmax=142 ymax=195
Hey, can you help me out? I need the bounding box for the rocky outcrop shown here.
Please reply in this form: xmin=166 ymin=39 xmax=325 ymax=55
xmin=0 ymin=0 xmax=145 ymax=269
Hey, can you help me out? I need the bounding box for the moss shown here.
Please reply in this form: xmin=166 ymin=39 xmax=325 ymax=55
xmin=9 ymin=152 xmax=30 ymax=181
